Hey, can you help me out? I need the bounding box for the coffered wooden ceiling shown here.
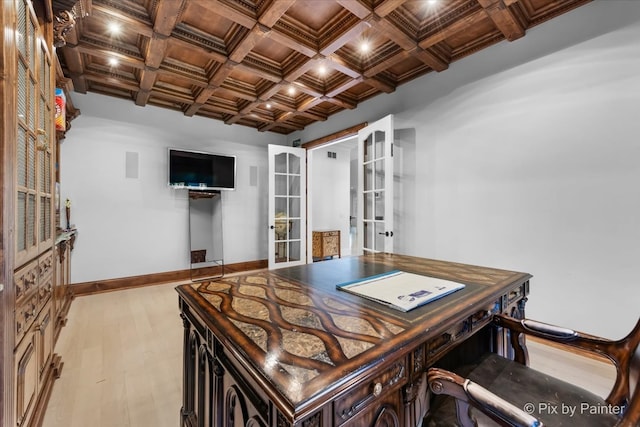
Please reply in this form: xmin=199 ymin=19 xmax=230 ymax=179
xmin=53 ymin=0 xmax=591 ymax=134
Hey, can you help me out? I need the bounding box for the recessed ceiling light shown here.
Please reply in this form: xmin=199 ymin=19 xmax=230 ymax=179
xmin=266 ymin=103 xmax=272 ymax=109
xmin=318 ymin=65 xmax=327 ymax=76
xmin=288 ymin=86 xmax=295 ymax=96
xmin=427 ymin=0 xmax=439 ymax=6
xmin=108 ymin=22 xmax=121 ymax=34
xmin=108 ymin=57 xmax=119 ymax=66
xmin=360 ymin=41 xmax=370 ymax=53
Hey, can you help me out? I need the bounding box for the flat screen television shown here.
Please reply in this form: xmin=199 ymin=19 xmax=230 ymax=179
xmin=168 ymin=148 xmax=236 ymax=191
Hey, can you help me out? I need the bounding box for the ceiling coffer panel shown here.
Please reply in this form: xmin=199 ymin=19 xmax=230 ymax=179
xmin=53 ymin=0 xmax=592 ymax=134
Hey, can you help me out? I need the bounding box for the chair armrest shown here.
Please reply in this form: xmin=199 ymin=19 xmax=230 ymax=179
xmin=493 ymin=313 xmax=620 ymax=358
xmin=428 ymin=367 xmax=543 ymax=427
xmin=494 ymin=314 xmax=640 ymax=410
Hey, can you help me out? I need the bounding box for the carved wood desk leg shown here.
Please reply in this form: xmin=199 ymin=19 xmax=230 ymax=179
xmin=403 ymin=377 xmax=424 ymax=427
xmin=180 ymin=312 xmax=194 ymax=426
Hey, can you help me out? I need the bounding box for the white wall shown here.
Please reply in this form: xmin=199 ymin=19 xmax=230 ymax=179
xmin=61 ymin=93 xmax=285 ymax=283
xmin=309 ymin=145 xmax=352 ymax=256
xmin=289 ymin=1 xmax=640 ymax=338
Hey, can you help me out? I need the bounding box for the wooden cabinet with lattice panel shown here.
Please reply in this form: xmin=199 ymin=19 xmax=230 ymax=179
xmin=15 ymin=0 xmax=55 ymax=269
xmin=6 ymin=1 xmax=58 ymax=427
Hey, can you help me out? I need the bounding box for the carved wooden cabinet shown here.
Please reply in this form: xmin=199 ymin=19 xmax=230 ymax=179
xmin=312 ymin=230 xmax=341 ymax=260
xmin=13 ymin=249 xmax=56 ymax=427
xmin=1 ymin=1 xmax=77 ymax=426
xmin=54 ymin=232 xmax=75 ymax=340
xmin=177 ymin=254 xmax=531 ymax=427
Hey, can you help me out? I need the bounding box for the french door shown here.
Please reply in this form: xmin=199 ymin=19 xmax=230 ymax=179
xmin=268 ymin=145 xmax=306 ymax=269
xmin=357 ymin=115 xmax=394 ymax=254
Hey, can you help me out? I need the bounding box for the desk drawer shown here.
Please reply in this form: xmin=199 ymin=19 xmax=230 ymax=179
xmin=15 ymin=292 xmax=38 ymax=345
xmin=334 ymin=357 xmax=406 ymax=425
xmin=426 ymin=307 xmax=493 ymax=364
xmin=15 ymin=259 xmax=38 ymax=306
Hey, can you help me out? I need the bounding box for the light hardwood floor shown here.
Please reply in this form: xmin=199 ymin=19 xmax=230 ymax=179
xmin=42 ymin=282 xmax=616 ymax=426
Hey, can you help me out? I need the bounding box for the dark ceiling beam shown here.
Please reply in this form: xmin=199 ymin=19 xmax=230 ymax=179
xmin=419 ymin=8 xmax=486 ymax=49
xmin=369 ymin=14 xmax=415 ymax=51
xmin=184 ymin=101 xmax=205 ymax=117
xmin=209 ymin=61 xmax=236 ymax=87
xmin=185 ymin=82 xmax=218 ymax=116
xmin=152 ymin=0 xmax=187 ymax=36
xmin=364 ymin=76 xmax=395 ymax=94
xmin=412 ymin=47 xmax=448 ymax=72
xmin=336 ymin=0 xmax=372 ymax=19
xmin=259 ymin=115 xmax=303 ymax=132
xmin=326 ymin=77 xmax=362 ymax=98
xmin=297 ymin=96 xmax=325 ymax=113
xmin=240 ymin=100 xmax=264 ymax=115
xmin=233 ymin=61 xmax=281 ymax=83
xmin=185 ymin=62 xmax=235 ymax=116
xmin=136 ymin=36 xmax=168 ymax=106
xmin=289 ymin=77 xmax=324 ymax=98
xmin=267 ymin=29 xmax=316 ymax=58
xmin=74 ymin=43 xmax=146 ymax=69
xmin=324 ymin=95 xmax=356 ymax=110
xmin=59 ymin=46 xmax=88 ymax=93
xmin=225 ymin=115 xmax=243 ymax=125
xmin=229 ymin=24 xmax=271 ymax=63
xmin=326 ymin=54 xmax=361 ymax=79
xmin=199 ymin=0 xmax=256 ymax=29
xmin=91 ymin=3 xmax=153 ymax=37
xmin=362 ymin=49 xmax=411 ymax=77
xmin=258 ymin=82 xmax=284 ymax=101
xmin=258 ymin=0 xmax=296 ymax=27
xmin=374 ymin=0 xmax=409 ymax=18
xmin=320 ymin=20 xmax=369 ymax=57
xmin=477 ymin=0 xmax=525 ymax=41
xmin=297 ymin=109 xmax=326 ymax=122
xmin=284 ymin=57 xmax=321 ymax=82
xmin=168 ymin=37 xmax=227 ymax=64
xmin=139 ymin=0 xmax=185 ymax=106
xmin=82 ymin=71 xmax=141 ymax=92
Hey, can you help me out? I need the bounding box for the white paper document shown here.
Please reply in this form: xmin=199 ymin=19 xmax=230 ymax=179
xmin=336 ymin=270 xmax=465 ymax=312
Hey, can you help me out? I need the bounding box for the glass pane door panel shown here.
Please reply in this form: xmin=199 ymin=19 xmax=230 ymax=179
xmin=288 ymin=175 xmax=300 ymax=196
xmin=288 ymin=197 xmax=300 ymax=218
xmin=288 ymin=241 xmax=301 ymax=262
xmin=268 ymin=145 xmax=306 ymax=269
xmin=364 ymin=192 xmax=373 ymax=220
xmin=275 ymin=153 xmax=287 ymax=173
xmin=290 ymin=219 xmax=300 ymax=240
xmin=364 ymin=134 xmax=373 ymax=162
xmin=358 ymin=115 xmax=394 ymax=255
xmin=274 ymin=197 xmax=287 ymax=219
xmin=364 ymin=162 xmax=373 ymax=194
xmin=375 ymin=131 xmax=385 ymax=158
xmin=375 ymin=222 xmax=386 ymax=251
xmin=375 ymin=160 xmax=385 ymax=189
xmin=288 ymin=154 xmax=300 ymax=174
xmin=375 ymin=191 xmax=385 ymax=220
xmin=275 ymin=175 xmax=287 ymax=196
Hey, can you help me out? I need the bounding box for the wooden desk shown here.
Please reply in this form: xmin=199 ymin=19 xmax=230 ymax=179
xmin=176 ymin=253 xmax=531 ymax=427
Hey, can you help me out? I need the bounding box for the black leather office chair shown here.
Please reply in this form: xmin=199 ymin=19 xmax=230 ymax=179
xmin=426 ymin=314 xmax=640 ymax=427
